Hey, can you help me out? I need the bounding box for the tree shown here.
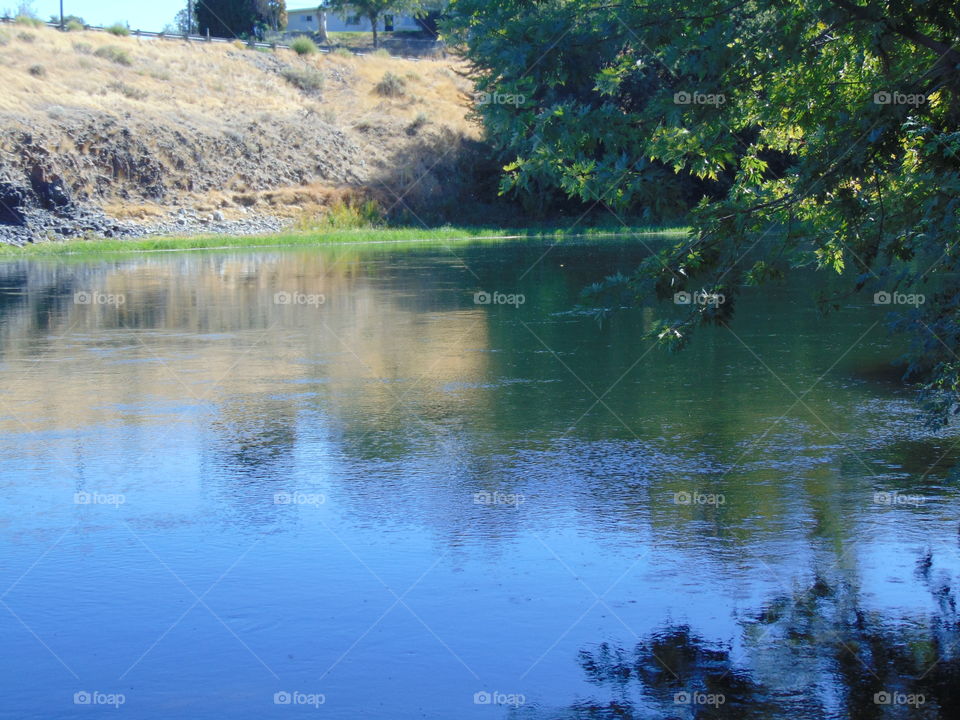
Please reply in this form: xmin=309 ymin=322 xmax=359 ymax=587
xmin=447 ymin=0 xmax=960 ymax=421
xmin=257 ymin=0 xmax=287 ymax=31
xmin=414 ymin=0 xmax=448 ymax=37
xmin=327 ymin=0 xmax=423 ymax=48
xmin=164 ymin=3 xmax=196 ymax=35
xmin=9 ymin=1 xmax=35 ymax=18
xmin=197 ymin=0 xmax=286 ymax=38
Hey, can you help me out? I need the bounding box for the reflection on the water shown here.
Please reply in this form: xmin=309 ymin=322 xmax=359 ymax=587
xmin=550 ymin=550 xmax=958 ymax=719
xmin=0 ymin=241 xmax=958 ymax=719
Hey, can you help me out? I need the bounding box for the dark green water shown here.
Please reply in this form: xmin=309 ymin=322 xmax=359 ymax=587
xmin=0 ymin=239 xmax=957 ymax=719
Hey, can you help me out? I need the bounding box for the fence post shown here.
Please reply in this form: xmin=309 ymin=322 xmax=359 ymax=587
xmin=206 ymin=29 xmax=211 ymax=42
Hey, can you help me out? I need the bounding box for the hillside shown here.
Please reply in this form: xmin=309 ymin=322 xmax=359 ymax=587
xmin=0 ymin=23 xmax=486 ymax=245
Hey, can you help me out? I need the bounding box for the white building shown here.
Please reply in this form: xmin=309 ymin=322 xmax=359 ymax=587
xmin=287 ymin=6 xmax=422 ymax=34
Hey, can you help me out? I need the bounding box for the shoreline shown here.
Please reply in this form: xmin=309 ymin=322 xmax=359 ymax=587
xmin=0 ymin=225 xmax=691 ymax=257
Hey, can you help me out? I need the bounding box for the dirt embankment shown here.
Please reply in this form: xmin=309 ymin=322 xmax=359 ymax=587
xmin=0 ymin=23 xmax=489 ymax=245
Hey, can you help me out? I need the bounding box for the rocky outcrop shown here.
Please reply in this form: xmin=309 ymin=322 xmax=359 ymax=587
xmin=0 ymin=108 xmax=365 ymax=244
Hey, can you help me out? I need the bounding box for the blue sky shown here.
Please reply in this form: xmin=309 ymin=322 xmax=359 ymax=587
xmin=21 ymin=1 xmax=183 ymax=31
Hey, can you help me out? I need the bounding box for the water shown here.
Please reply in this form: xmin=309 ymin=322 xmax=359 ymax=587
xmin=0 ymin=240 xmax=958 ymax=719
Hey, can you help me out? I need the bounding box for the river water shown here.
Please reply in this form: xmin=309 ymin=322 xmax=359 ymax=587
xmin=0 ymin=239 xmax=957 ymax=719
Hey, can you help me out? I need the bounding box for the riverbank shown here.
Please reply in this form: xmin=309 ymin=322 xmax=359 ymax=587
xmin=0 ymin=23 xmax=490 ymax=246
xmin=0 ymin=224 xmax=690 ymax=257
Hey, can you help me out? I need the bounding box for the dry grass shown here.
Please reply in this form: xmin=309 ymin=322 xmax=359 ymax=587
xmin=0 ymin=24 xmax=474 ymax=134
xmin=0 ymin=24 xmax=479 ymax=222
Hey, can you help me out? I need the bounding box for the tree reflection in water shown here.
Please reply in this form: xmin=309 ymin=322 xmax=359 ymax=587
xmin=552 ymin=553 xmax=958 ymax=719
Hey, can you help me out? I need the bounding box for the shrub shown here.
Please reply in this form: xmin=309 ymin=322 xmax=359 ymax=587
xmin=16 ymin=31 xmax=35 ymax=42
xmin=290 ymin=35 xmax=317 ymax=56
xmin=65 ymin=19 xmax=84 ymax=32
xmin=295 ymin=199 xmax=384 ymax=231
xmin=105 ymin=23 xmax=130 ymax=36
xmin=94 ymin=45 xmax=132 ymax=66
xmin=72 ymin=42 xmax=92 ymax=54
xmin=282 ymin=66 xmax=324 ymax=93
xmin=14 ymin=14 xmax=43 ymax=28
xmin=28 ymin=64 xmax=45 ymax=77
xmin=374 ymin=71 xmax=405 ymax=97
xmin=332 ymin=47 xmax=353 ymax=58
xmin=371 ymin=48 xmax=390 ymax=57
xmin=107 ymin=81 xmax=147 ymax=100
xmin=406 ymin=112 xmax=429 ymax=136
xmin=0 ymin=32 xmax=9 ymax=46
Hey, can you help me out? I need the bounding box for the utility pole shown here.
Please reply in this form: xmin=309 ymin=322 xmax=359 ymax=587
xmin=188 ymin=0 xmax=194 ymax=34
xmin=59 ymin=0 xmax=64 ymax=30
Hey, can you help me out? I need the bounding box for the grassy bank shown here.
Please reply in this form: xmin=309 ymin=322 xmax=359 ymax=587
xmin=0 ymin=224 xmax=690 ymax=257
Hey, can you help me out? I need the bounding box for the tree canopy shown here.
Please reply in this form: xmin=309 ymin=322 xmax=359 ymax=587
xmin=446 ymin=0 xmax=960 ymax=421
xmin=197 ymin=0 xmax=286 ymax=38
xmin=327 ymin=0 xmax=425 ymax=47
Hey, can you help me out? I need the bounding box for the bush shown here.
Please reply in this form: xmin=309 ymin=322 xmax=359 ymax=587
xmin=14 ymin=14 xmax=43 ymax=28
xmin=374 ymin=71 xmax=406 ymax=97
xmin=105 ymin=23 xmax=130 ymax=36
xmin=94 ymin=45 xmax=132 ymax=66
xmin=332 ymin=47 xmax=353 ymax=58
xmin=290 ymin=35 xmax=317 ymax=56
xmin=371 ymin=48 xmax=390 ymax=57
xmin=28 ymin=64 xmax=46 ymax=77
xmin=281 ymin=66 xmax=324 ymax=93
xmin=406 ymin=112 xmax=429 ymax=136
xmin=65 ymin=20 xmax=84 ymax=32
xmin=295 ymin=199 xmax=384 ymax=231
xmin=73 ymin=42 xmax=92 ymax=54
xmin=106 ymin=81 xmax=147 ymax=100
xmin=0 ymin=32 xmax=9 ymax=46
xmin=16 ymin=31 xmax=34 ymax=42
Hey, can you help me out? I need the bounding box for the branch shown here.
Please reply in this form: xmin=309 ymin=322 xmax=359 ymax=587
xmin=828 ymin=0 xmax=960 ymax=68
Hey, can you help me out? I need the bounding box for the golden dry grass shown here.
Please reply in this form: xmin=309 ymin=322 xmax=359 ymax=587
xmin=0 ymin=24 xmax=481 ymax=223
xmin=0 ymin=24 xmax=476 ymax=135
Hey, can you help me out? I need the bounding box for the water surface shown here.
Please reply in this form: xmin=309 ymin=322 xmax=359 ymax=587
xmin=1 ymin=240 xmax=957 ymax=719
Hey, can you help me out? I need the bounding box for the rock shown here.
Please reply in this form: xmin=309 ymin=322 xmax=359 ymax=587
xmin=212 ymin=210 xmax=225 ymax=222
xmin=0 ymin=181 xmax=30 ymax=225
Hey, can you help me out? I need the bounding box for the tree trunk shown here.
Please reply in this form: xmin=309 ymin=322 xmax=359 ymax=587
xmin=370 ymin=12 xmax=379 ymax=48
xmin=317 ymin=9 xmax=328 ymax=44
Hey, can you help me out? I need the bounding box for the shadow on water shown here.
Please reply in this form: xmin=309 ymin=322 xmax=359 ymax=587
xmin=528 ymin=551 xmax=959 ymax=719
